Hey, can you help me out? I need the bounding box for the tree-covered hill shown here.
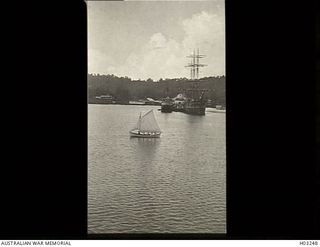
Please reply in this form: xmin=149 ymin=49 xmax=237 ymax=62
xmin=88 ymin=74 xmax=225 ymax=105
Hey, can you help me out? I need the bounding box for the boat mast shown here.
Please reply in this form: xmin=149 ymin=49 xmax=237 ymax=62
xmin=138 ymin=112 xmax=141 ymax=130
xmin=186 ymin=48 xmax=207 ymax=80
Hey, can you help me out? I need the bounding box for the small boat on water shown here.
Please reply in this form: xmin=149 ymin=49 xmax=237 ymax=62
xmin=130 ymin=109 xmax=161 ymax=138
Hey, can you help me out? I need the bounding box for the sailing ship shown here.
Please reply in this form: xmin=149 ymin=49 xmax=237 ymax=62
xmin=183 ymin=49 xmax=208 ymax=115
xmin=130 ymin=109 xmax=162 ymax=138
xmin=183 ymin=85 xmax=207 ymax=115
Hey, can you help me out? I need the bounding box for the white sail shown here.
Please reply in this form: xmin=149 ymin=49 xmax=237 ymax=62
xmin=131 ymin=113 xmax=141 ymax=131
xmin=139 ymin=110 xmax=161 ymax=132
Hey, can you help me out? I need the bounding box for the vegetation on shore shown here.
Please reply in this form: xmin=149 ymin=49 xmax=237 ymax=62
xmin=88 ymin=74 xmax=225 ymax=105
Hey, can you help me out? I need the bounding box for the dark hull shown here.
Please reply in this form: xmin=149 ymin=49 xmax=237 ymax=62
xmin=184 ymin=101 xmax=206 ymax=115
xmin=184 ymin=107 xmax=206 ymax=115
xmin=172 ymin=108 xmax=184 ymax=112
xmin=161 ymin=104 xmax=173 ymax=113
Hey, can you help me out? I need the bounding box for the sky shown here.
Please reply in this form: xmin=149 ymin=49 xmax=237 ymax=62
xmin=88 ymin=0 xmax=225 ymax=80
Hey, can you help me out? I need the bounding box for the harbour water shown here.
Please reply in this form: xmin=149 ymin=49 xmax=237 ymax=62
xmin=88 ymin=104 xmax=226 ymax=233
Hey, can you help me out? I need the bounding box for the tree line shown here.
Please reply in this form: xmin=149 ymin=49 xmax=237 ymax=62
xmin=88 ymin=74 xmax=226 ymax=105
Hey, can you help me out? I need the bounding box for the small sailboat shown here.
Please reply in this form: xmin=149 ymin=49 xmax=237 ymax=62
xmin=130 ymin=109 xmax=162 ymax=138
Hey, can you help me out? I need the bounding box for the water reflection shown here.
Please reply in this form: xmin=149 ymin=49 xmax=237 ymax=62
xmin=185 ymin=114 xmax=205 ymax=124
xmin=184 ymin=115 xmax=206 ymax=140
xmin=161 ymin=112 xmax=171 ymax=121
xmin=130 ymin=137 xmax=160 ymax=165
xmin=131 ymin=137 xmax=160 ymax=149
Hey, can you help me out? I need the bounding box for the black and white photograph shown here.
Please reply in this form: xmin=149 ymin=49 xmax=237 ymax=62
xmin=1 ymin=0 xmax=318 ymax=243
xmin=88 ymin=0 xmax=226 ymax=234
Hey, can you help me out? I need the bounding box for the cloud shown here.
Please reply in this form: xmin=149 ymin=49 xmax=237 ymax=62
xmin=88 ymin=49 xmax=116 ymax=75
xmin=90 ymin=11 xmax=225 ymax=80
xmin=148 ymin=33 xmax=167 ymax=49
xmin=182 ymin=11 xmax=224 ymax=50
xmin=182 ymin=11 xmax=225 ymax=77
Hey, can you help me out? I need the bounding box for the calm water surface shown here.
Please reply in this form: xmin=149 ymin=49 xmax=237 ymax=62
xmin=88 ymin=104 xmax=226 ymax=233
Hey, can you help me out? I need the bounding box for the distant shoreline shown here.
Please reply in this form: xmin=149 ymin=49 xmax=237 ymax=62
xmin=88 ymin=102 xmax=160 ymax=106
xmin=88 ymin=102 xmax=223 ymax=110
xmin=88 ymin=74 xmax=226 ymax=107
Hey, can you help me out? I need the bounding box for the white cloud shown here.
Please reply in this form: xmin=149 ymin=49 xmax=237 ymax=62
xmin=88 ymin=49 xmax=116 ymax=75
xmin=182 ymin=11 xmax=224 ymax=50
xmin=90 ymin=11 xmax=225 ymax=80
xmin=148 ymin=33 xmax=167 ymax=49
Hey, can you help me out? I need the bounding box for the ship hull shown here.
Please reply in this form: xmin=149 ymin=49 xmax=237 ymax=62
xmin=161 ymin=104 xmax=173 ymax=113
xmin=129 ymin=130 xmax=161 ymax=138
xmin=184 ymin=101 xmax=206 ymax=115
xmin=173 ymin=107 xmax=184 ymax=112
xmin=184 ymin=107 xmax=206 ymax=115
xmin=130 ymin=132 xmax=161 ymax=138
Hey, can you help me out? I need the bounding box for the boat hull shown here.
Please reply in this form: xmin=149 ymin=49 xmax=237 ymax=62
xmin=184 ymin=100 xmax=206 ymax=115
xmin=161 ymin=104 xmax=173 ymax=113
xmin=184 ymin=106 xmax=206 ymax=115
xmin=130 ymin=132 xmax=161 ymax=138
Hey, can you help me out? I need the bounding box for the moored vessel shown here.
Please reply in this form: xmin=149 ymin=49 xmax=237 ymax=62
xmin=183 ymin=86 xmax=207 ymax=115
xmin=161 ymin=97 xmax=173 ymax=113
xmin=183 ymin=49 xmax=208 ymax=115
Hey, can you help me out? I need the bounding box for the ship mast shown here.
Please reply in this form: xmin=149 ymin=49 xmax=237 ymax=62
xmin=184 ymin=49 xmax=209 ymax=100
xmin=185 ymin=48 xmax=207 ymax=80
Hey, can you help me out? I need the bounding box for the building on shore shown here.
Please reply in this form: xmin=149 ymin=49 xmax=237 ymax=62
xmin=95 ymin=94 xmax=115 ymax=104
